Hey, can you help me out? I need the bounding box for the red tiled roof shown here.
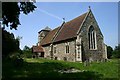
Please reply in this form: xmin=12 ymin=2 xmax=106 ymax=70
xmin=54 ymin=12 xmax=87 ymax=42
xmin=40 ymin=12 xmax=88 ymax=45
xmin=41 ymin=27 xmax=60 ymax=45
xmin=32 ymin=45 xmax=44 ymax=53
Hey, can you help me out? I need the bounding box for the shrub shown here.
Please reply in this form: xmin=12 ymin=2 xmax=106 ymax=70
xmin=10 ymin=52 xmax=23 ymax=67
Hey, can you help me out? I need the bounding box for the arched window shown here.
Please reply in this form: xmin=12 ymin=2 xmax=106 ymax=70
xmin=54 ymin=46 xmax=56 ymax=54
xmin=88 ymin=26 xmax=97 ymax=50
xmin=65 ymin=42 xmax=69 ymax=53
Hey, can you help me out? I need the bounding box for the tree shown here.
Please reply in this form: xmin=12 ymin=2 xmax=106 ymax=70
xmin=2 ymin=2 xmax=36 ymax=30
xmin=2 ymin=28 xmax=20 ymax=58
xmin=112 ymin=44 xmax=120 ymax=58
xmin=23 ymin=45 xmax=31 ymax=51
xmin=107 ymin=46 xmax=113 ymax=59
xmin=22 ymin=45 xmax=32 ymax=58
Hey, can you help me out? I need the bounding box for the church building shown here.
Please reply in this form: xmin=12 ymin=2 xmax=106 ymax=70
xmin=32 ymin=7 xmax=107 ymax=62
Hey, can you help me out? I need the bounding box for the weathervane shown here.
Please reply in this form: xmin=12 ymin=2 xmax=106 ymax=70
xmin=88 ymin=6 xmax=91 ymax=11
xmin=63 ymin=18 xmax=65 ymax=22
xmin=62 ymin=18 xmax=65 ymax=23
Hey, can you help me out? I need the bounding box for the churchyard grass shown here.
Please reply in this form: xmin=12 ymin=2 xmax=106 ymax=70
xmin=2 ymin=58 xmax=119 ymax=79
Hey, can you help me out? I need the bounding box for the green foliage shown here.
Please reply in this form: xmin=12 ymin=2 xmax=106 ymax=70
xmin=107 ymin=45 xmax=120 ymax=59
xmin=2 ymin=28 xmax=20 ymax=58
xmin=23 ymin=45 xmax=31 ymax=51
xmin=107 ymin=46 xmax=113 ymax=59
xmin=2 ymin=58 xmax=119 ymax=79
xmin=2 ymin=2 xmax=36 ymax=30
xmin=111 ymin=44 xmax=120 ymax=58
xmin=22 ymin=45 xmax=32 ymax=58
xmin=9 ymin=52 xmax=23 ymax=67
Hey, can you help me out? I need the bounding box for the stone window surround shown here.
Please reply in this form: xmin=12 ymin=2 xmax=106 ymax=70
xmin=88 ymin=25 xmax=97 ymax=50
xmin=53 ymin=45 xmax=57 ymax=54
xmin=76 ymin=37 xmax=82 ymax=61
xmin=65 ymin=42 xmax=70 ymax=53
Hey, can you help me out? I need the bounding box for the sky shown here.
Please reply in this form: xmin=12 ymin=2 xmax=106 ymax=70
xmin=6 ymin=2 xmax=118 ymax=50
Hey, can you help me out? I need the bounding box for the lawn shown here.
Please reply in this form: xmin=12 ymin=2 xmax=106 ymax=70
xmin=2 ymin=58 xmax=119 ymax=80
